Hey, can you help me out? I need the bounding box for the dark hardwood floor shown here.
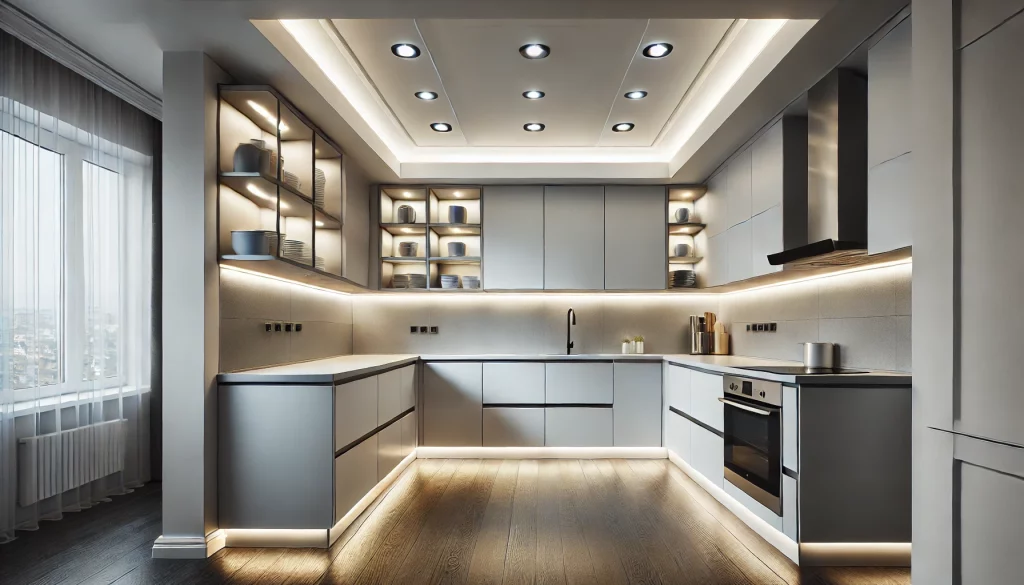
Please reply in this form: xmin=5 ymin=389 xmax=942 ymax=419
xmin=0 ymin=459 xmax=911 ymax=585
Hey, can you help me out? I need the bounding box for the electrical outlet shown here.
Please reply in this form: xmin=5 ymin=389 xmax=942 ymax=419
xmin=746 ymin=324 xmax=751 ymax=331
xmin=410 ymin=326 xmax=418 ymax=334
xmin=430 ymin=326 xmax=439 ymax=334
xmin=284 ymin=323 xmax=293 ymax=332
xmin=265 ymin=322 xmax=273 ymax=332
xmin=769 ymin=322 xmax=777 ymax=332
xmin=274 ymin=322 xmax=283 ymax=332
xmin=419 ymin=326 xmax=428 ymax=334
xmin=295 ymin=323 xmax=302 ymax=332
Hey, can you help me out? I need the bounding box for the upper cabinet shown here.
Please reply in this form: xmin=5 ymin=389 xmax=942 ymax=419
xmin=867 ymin=16 xmax=913 ymax=255
xmin=544 ymin=186 xmax=606 ymax=290
xmin=218 ymin=86 xmax=353 ymax=290
xmin=726 ymin=148 xmax=753 ymax=228
xmin=605 ymin=186 xmax=667 ymax=290
xmin=483 ymin=186 xmax=544 ymax=290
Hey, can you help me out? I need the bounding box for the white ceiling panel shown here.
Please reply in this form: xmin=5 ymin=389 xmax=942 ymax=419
xmin=329 ymin=19 xmax=467 ymax=146
xmin=415 ymin=19 xmax=648 ymax=146
xmin=599 ymin=19 xmax=735 ymax=146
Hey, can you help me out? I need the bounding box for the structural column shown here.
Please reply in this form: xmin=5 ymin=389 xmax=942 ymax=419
xmin=153 ymin=52 xmax=230 ymax=559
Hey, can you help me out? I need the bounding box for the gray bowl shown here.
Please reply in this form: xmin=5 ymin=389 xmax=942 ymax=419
xmin=448 ymin=205 xmax=468 ymax=224
xmin=395 ymin=205 xmax=416 ymax=224
xmin=231 ymin=230 xmax=271 ymax=255
xmin=447 ymin=241 xmax=467 ymax=257
xmin=397 ymin=241 xmax=418 ymax=257
xmin=674 ymin=208 xmax=690 ymax=223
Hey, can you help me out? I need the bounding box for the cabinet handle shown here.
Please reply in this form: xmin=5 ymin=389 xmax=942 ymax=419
xmin=718 ymin=397 xmax=772 ymax=416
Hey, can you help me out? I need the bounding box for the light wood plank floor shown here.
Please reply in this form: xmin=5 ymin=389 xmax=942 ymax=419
xmin=0 ymin=459 xmax=911 ymax=585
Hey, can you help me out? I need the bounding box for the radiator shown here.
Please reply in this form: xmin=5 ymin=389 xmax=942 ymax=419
xmin=17 ymin=419 xmax=127 ymax=506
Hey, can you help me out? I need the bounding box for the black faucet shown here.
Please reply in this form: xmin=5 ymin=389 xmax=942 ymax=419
xmin=566 ymin=307 xmax=576 ymax=355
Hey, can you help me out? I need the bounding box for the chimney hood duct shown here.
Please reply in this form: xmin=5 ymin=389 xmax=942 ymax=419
xmin=768 ymin=68 xmax=868 ymax=267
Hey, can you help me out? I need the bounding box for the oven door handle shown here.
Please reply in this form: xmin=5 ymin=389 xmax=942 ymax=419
xmin=718 ymin=397 xmax=773 ymax=416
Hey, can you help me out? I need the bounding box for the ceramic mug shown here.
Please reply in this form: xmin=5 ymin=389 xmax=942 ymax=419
xmin=674 ymin=243 xmax=692 ymax=257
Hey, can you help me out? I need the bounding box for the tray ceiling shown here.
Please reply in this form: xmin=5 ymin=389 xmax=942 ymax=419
xmin=257 ymin=17 xmax=816 ymax=179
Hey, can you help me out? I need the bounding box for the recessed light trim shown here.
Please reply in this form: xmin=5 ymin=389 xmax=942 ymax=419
xmin=612 ymin=123 xmax=635 ymax=132
xmin=625 ymin=90 xmax=648 ymax=100
xmin=391 ymin=43 xmax=420 ymax=58
xmin=431 ymin=122 xmax=453 ymax=133
xmin=524 ymin=123 xmax=545 ymax=132
xmin=523 ymin=90 xmax=545 ymax=100
xmin=415 ymin=91 xmax=438 ymax=100
xmin=519 ymin=44 xmax=550 ymax=59
xmin=642 ymin=43 xmax=673 ymax=58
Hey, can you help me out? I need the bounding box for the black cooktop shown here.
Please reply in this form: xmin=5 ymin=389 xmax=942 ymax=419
xmin=734 ymin=366 xmax=868 ymax=375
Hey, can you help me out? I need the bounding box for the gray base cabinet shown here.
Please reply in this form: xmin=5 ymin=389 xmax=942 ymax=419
xmin=423 ymin=362 xmax=483 ymax=446
xmin=544 ymin=407 xmax=613 ymax=447
xmin=334 ymin=435 xmax=377 ymax=523
xmin=690 ymin=423 xmax=724 ymax=489
xmin=613 ymin=363 xmax=662 ymax=446
xmin=665 ymin=410 xmax=691 ymax=462
xmin=400 ymin=411 xmax=417 ymax=457
xmin=483 ymin=407 xmax=545 ymax=447
xmin=483 ymin=362 xmax=544 ymax=404
xmin=376 ymin=421 xmax=403 ymax=481
xmin=545 ymin=362 xmax=613 ymax=404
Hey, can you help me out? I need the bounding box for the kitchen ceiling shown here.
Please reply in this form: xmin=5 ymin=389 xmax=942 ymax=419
xmin=331 ymin=19 xmax=734 ymax=148
xmin=259 ymin=17 xmax=816 ymax=179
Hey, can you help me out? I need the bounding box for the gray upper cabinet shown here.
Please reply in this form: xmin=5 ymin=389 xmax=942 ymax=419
xmin=726 ymin=148 xmax=753 ymax=228
xmin=544 ymin=186 xmax=605 ymax=290
xmin=751 ymin=121 xmax=784 ymax=216
xmin=483 ymin=186 xmax=544 ymax=289
xmin=604 ymin=186 xmax=667 ymax=290
xmin=727 ymin=220 xmax=753 ymax=283
xmin=868 ymin=16 xmax=912 ymax=168
xmin=700 ymin=171 xmax=727 ymax=238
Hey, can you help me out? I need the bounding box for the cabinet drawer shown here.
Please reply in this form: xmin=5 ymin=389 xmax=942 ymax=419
xmin=400 ymin=411 xmax=417 ymax=458
xmin=483 ymin=407 xmax=545 ymax=447
xmin=545 ymin=362 xmax=613 ymax=404
xmin=378 ymin=369 xmax=403 ymax=426
xmin=665 ymin=364 xmax=691 ymax=413
xmin=665 ymin=409 xmax=691 ymax=462
xmin=690 ymin=423 xmax=724 ymax=489
xmin=334 ymin=435 xmax=377 ymax=523
xmin=689 ymin=370 xmax=724 ymax=432
xmin=544 ymin=407 xmax=613 ymax=447
xmin=377 ymin=422 xmax=403 ymax=481
xmin=335 ymin=376 xmax=378 ymax=450
xmin=399 ymin=364 xmax=416 ymax=412
xmin=483 ymin=362 xmax=545 ymax=404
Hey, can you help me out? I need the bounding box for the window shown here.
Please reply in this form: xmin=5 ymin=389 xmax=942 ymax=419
xmin=81 ymin=162 xmax=120 ymax=381
xmin=0 ymin=130 xmax=64 ymax=390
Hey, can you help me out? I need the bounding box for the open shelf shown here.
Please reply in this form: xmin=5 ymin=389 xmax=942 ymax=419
xmin=669 ymin=256 xmax=704 ymax=264
xmin=382 ymin=257 xmax=427 ymax=265
xmin=430 ymin=224 xmax=480 ymax=236
xmin=668 ymin=222 xmax=706 ymax=236
xmin=668 ymin=185 xmax=707 ymax=202
xmin=381 ymin=223 xmax=427 ymax=236
xmin=429 ymin=256 xmax=481 ymax=265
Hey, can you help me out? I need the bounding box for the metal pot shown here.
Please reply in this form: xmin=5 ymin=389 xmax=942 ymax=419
xmin=447 ymin=241 xmax=467 ymax=257
xmin=801 ymin=342 xmax=836 ymax=368
xmin=448 ymin=205 xmax=468 ymax=224
xmin=397 ymin=241 xmax=418 ymax=257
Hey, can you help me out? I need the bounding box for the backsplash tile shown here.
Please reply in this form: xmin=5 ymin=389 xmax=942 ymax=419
xmin=820 ymin=316 xmax=898 ymax=371
xmin=818 ymin=266 xmax=896 ymax=318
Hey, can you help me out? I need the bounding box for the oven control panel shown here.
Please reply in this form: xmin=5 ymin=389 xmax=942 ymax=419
xmin=723 ymin=376 xmax=783 ymax=407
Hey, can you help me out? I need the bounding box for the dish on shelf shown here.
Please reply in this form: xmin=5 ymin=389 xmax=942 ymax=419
xmin=448 ymin=205 xmax=468 ymax=224
xmin=462 ymin=275 xmax=481 ymax=289
xmin=669 ymin=269 xmax=697 ymax=289
xmin=314 ymin=167 xmax=326 ymax=208
xmin=392 ymin=273 xmax=427 ymax=289
xmin=397 ymin=241 xmax=419 ymax=257
xmin=674 ymin=243 xmax=691 ymax=257
xmin=674 ymin=208 xmax=690 ymax=223
xmin=231 ymin=230 xmax=277 ymax=255
xmin=447 ymin=241 xmax=467 ymax=257
xmin=395 ymin=205 xmax=416 ymax=223
xmin=440 ymin=274 xmax=461 ymax=289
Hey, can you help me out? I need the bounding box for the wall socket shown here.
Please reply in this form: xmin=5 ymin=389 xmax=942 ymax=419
xmin=746 ymin=323 xmax=777 ymax=332
xmin=265 ymin=322 xmax=302 ymax=333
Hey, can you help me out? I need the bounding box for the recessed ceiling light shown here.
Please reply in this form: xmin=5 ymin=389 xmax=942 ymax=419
xmin=400 ymin=227 xmax=413 ymax=233
xmin=625 ymin=90 xmax=648 ymax=100
xmin=524 ymin=123 xmax=545 ymax=132
xmin=415 ymin=91 xmax=438 ymax=100
xmin=391 ymin=43 xmax=420 ymax=58
xmin=519 ymin=44 xmax=550 ymax=59
xmin=431 ymin=122 xmax=452 ymax=132
xmin=453 ymin=191 xmax=463 ymax=198
xmin=523 ymin=90 xmax=545 ymax=99
xmin=315 ymin=220 xmax=325 ymax=227
xmin=612 ymin=122 xmax=635 ymax=132
xmin=402 ymin=191 xmax=413 ymax=198
xmin=642 ymin=43 xmax=673 ymax=58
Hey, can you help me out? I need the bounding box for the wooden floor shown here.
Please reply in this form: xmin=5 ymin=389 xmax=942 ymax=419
xmin=0 ymin=459 xmax=910 ymax=585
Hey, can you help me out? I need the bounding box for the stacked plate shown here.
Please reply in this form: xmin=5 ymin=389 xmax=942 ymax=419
xmin=669 ymin=269 xmax=697 ymax=289
xmin=314 ymin=256 xmax=325 ymax=271
xmin=314 ymin=167 xmax=326 ymax=209
xmin=392 ymin=273 xmax=427 ymax=289
xmin=282 ymin=170 xmax=301 ymax=191
xmin=440 ymin=275 xmax=461 ymax=289
xmin=281 ymin=239 xmax=311 ymax=264
xmin=462 ymin=275 xmax=481 ymax=289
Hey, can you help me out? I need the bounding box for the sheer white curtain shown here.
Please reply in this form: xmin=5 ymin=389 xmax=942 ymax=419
xmin=0 ymin=30 xmax=157 ymax=543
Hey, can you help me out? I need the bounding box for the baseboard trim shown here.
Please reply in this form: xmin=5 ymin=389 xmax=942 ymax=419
xmin=666 ymin=450 xmax=800 ymax=563
xmin=328 ymin=449 xmax=418 ymax=545
xmin=415 ymin=446 xmax=668 ymax=459
xmin=222 ymin=528 xmax=328 ymax=549
xmin=799 ymin=542 xmax=911 ymax=567
xmin=152 ymin=531 xmax=224 ymax=559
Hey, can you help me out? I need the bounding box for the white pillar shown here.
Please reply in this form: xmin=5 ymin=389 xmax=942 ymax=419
xmin=152 ymin=52 xmax=229 ymax=559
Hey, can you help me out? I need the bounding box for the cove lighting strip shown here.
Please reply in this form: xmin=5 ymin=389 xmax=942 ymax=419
xmin=219 ymin=263 xmax=352 ymax=296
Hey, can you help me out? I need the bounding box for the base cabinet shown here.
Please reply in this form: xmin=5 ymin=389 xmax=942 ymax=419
xmin=423 ymin=362 xmax=483 ymax=446
xmin=783 ymin=475 xmax=798 ymax=540
xmin=544 ymin=407 xmax=613 ymax=447
xmin=690 ymin=423 xmax=724 ymax=488
xmin=377 ymin=421 xmax=403 ymax=481
xmin=334 ymin=436 xmax=377 ymax=523
xmin=613 ymin=363 xmax=662 ymax=446
xmin=483 ymin=407 xmax=545 ymax=447
xmin=400 ymin=411 xmax=417 ymax=457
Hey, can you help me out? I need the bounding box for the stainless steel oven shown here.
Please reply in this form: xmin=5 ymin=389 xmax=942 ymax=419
xmin=721 ymin=376 xmax=783 ymax=515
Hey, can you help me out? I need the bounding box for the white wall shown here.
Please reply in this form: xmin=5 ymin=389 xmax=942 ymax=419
xmin=219 ymin=268 xmax=353 ymax=372
xmin=719 ymin=262 xmax=912 ymax=371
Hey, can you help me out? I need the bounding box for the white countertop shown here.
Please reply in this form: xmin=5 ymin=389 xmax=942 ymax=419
xmin=219 ymin=353 xmax=910 ymax=386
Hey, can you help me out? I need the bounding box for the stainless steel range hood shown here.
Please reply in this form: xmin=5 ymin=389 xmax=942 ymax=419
xmin=768 ymin=69 xmax=868 ymax=268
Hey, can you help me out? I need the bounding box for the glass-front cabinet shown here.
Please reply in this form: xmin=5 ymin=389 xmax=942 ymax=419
xmin=217 ymin=86 xmax=347 ymax=282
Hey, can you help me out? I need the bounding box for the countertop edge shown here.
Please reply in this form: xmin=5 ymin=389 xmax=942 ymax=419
xmin=218 ymin=356 xmax=419 ymax=385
